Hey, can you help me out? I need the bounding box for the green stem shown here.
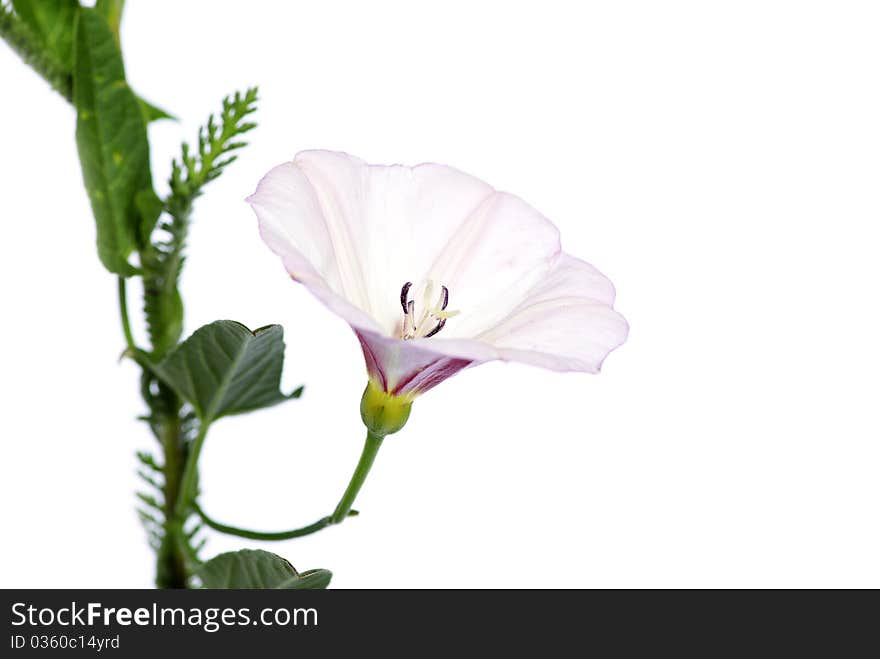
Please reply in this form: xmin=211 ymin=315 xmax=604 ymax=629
xmin=117 ymin=276 xmax=136 ymax=352
xmin=331 ymin=430 xmax=384 ymax=524
xmin=155 ymin=412 xmax=189 ymax=589
xmin=194 ymin=503 xmax=334 ymax=540
xmin=170 ymin=421 xmax=391 ymax=555
xmin=174 ymin=420 xmax=209 ymax=521
xmin=188 ymin=429 xmax=382 ymax=542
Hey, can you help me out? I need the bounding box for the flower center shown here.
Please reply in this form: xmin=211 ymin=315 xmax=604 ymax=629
xmin=399 ymin=280 xmax=459 ymax=340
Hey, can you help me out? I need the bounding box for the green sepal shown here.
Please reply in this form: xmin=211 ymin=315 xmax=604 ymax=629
xmin=360 ymin=380 xmax=412 ymax=437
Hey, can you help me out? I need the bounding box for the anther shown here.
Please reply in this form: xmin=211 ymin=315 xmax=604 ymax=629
xmin=423 ymin=318 xmax=446 ymax=338
xmin=400 ymin=282 xmax=412 ymax=314
xmin=399 ymin=280 xmax=456 ymax=340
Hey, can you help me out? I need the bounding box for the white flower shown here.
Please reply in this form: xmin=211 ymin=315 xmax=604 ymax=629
xmin=248 ymin=150 xmax=628 ymax=399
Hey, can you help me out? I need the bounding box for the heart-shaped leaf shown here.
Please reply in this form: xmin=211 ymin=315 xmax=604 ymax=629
xmin=198 ymin=549 xmax=331 ymax=589
xmin=153 ymin=320 xmax=302 ymax=423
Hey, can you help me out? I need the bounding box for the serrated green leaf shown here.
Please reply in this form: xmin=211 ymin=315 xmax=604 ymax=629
xmin=167 ymin=88 xmax=258 ymax=211
xmin=73 ymin=7 xmax=154 ymax=275
xmin=198 ymin=549 xmax=331 ymax=590
xmin=136 ymin=491 xmax=163 ymax=512
xmin=153 ymin=320 xmax=301 ymax=423
xmin=12 ymin=0 xmax=78 ymax=69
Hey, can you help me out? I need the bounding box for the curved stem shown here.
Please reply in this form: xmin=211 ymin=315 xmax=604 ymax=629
xmin=117 ymin=276 xmax=136 ymax=352
xmin=194 ymin=503 xmax=333 ymax=540
xmin=174 ymin=421 xmax=209 ymax=521
xmin=191 ymin=428 xmax=384 ymax=542
xmin=331 ymin=430 xmax=384 ymax=524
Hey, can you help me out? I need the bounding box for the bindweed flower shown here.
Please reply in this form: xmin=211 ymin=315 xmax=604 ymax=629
xmin=247 ymin=150 xmax=628 ymax=524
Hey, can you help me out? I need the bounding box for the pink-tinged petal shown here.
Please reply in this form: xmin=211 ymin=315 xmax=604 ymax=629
xmin=356 ymin=329 xmax=473 ymax=397
xmin=248 ymin=150 xmax=628 ymax=394
xmin=381 ymin=254 xmax=626 ymax=373
xmin=353 ymin=246 xmax=628 ymax=390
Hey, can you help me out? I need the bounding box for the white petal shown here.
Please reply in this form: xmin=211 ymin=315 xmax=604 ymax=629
xmin=359 ymin=257 xmax=626 ymax=392
xmin=248 ymin=151 xmax=561 ymax=338
xmin=478 ymin=253 xmax=629 ymax=372
xmin=249 ymin=152 xmax=628 ymax=391
xmin=247 ymin=159 xmax=382 ymax=333
xmin=424 ymin=191 xmax=560 ymax=338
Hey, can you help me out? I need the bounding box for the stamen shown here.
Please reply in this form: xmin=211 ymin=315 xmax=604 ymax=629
xmin=416 ymin=280 xmax=435 ymax=331
xmin=400 ymin=282 xmax=412 ymax=314
xmin=398 ymin=280 xmax=457 ymax=340
xmin=403 ymin=300 xmax=415 ymax=338
xmin=423 ymin=318 xmax=446 ymax=338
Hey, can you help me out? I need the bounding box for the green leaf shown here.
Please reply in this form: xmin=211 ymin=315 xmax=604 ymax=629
xmin=12 ymin=0 xmax=78 ymax=68
xmin=138 ymin=95 xmax=176 ymax=123
xmin=281 ymin=569 xmax=334 ymax=590
xmin=168 ymin=88 xmax=258 ymax=215
xmin=198 ymin=549 xmax=331 ymax=589
xmin=153 ymin=320 xmax=302 ymax=423
xmin=92 ymin=0 xmax=174 ymax=124
xmin=94 ymin=0 xmax=124 ymax=44
xmin=73 ymin=8 xmax=154 ymax=275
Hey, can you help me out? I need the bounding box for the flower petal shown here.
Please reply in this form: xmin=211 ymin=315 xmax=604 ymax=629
xmin=356 ymin=254 xmax=625 ymax=393
xmin=389 ymin=253 xmax=627 ymax=374
xmin=356 ymin=329 xmax=473 ymax=397
xmin=248 ymin=151 xmax=561 ymax=339
xmin=423 ymin=191 xmax=560 ymax=339
xmin=477 ymin=253 xmax=629 ymax=372
xmin=249 ymin=151 xmax=628 ymax=394
xmin=248 ymin=160 xmax=384 ymax=334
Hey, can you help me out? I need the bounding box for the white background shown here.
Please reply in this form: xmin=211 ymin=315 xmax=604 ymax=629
xmin=1 ymin=0 xmax=878 ymax=588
